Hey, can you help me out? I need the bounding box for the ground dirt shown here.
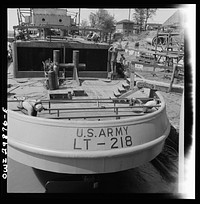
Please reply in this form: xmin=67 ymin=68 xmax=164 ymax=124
xmin=121 ymin=33 xmax=184 ymax=132
xmin=136 ymin=69 xmax=183 ymax=132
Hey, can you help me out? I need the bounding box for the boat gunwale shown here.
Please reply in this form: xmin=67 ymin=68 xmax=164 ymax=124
xmin=8 ymin=123 xmax=170 ymax=159
xmin=8 ymin=91 xmax=166 ymax=128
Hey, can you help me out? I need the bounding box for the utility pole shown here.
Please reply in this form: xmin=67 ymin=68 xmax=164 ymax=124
xmin=128 ymin=9 xmax=131 ymax=21
xmin=78 ymin=8 xmax=81 ymax=27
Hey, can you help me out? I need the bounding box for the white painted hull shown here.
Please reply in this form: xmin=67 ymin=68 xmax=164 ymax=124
xmin=8 ymin=92 xmax=170 ymax=174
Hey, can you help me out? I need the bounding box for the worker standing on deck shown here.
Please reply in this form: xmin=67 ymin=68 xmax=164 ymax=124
xmin=108 ymin=44 xmax=117 ymax=74
xmin=108 ymin=38 xmax=124 ymax=79
xmin=116 ymin=53 xmax=126 ymax=78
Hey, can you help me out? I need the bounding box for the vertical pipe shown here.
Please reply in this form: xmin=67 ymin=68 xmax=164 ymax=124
xmin=14 ymin=28 xmax=16 ymax=40
xmin=128 ymin=9 xmax=131 ymax=21
xmin=53 ymin=50 xmax=60 ymax=89
xmin=168 ymin=64 xmax=176 ymax=92
xmin=12 ymin=42 xmax=17 ymax=78
xmin=130 ymin=63 xmax=135 ymax=90
xmin=100 ymin=31 xmax=102 ymax=42
xmin=78 ymin=8 xmax=81 ymax=28
xmin=63 ymin=45 xmax=66 ymax=78
xmin=153 ymin=29 xmax=159 ymax=75
xmin=63 ymin=45 xmax=66 ymax=63
xmin=107 ymin=49 xmax=111 ymax=74
xmin=73 ymin=50 xmax=79 ymax=68
xmin=72 ymin=50 xmax=80 ymax=85
xmin=53 ymin=50 xmax=60 ymax=65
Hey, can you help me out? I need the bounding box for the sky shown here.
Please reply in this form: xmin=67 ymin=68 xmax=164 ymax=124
xmin=7 ymin=8 xmax=180 ymax=31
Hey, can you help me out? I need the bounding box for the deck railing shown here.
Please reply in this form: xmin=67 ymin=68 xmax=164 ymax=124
xmin=8 ymin=97 xmax=161 ymax=120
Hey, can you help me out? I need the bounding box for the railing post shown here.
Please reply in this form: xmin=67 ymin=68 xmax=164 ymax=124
xmin=116 ymin=107 xmax=120 ymax=119
xmin=130 ymin=62 xmax=135 ymax=90
xmin=116 ymin=107 xmax=118 ymax=115
xmin=49 ymin=101 xmax=51 ymax=114
xmin=168 ymin=64 xmax=177 ymax=92
xmin=113 ymin=100 xmax=116 ymax=112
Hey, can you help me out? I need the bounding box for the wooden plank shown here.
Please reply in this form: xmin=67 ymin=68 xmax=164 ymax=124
xmin=113 ymin=90 xmax=121 ymax=97
xmin=168 ymin=64 xmax=177 ymax=92
xmin=131 ymin=60 xmax=174 ymax=70
xmin=130 ymin=47 xmax=180 ymax=58
xmin=7 ymin=85 xmax=20 ymax=93
xmin=118 ymin=87 xmax=139 ymax=98
xmin=134 ymin=72 xmax=145 ymax=79
xmin=136 ymin=79 xmax=183 ymax=93
xmin=122 ymin=82 xmax=130 ymax=89
xmin=126 ymin=76 xmax=142 ymax=84
xmin=118 ymin=86 xmax=126 ymax=93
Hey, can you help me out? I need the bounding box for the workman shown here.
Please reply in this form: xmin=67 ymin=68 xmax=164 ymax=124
xmin=91 ymin=32 xmax=100 ymax=42
xmin=116 ymin=53 xmax=126 ymax=78
xmin=17 ymin=99 xmax=44 ymax=116
xmin=108 ymin=38 xmax=124 ymax=78
xmin=87 ymin=31 xmax=94 ymax=41
xmin=87 ymin=31 xmax=100 ymax=42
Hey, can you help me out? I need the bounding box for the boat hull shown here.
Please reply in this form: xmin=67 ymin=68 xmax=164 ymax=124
xmin=8 ymin=92 xmax=170 ymax=174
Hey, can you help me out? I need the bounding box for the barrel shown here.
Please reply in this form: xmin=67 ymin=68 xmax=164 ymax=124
xmin=48 ymin=70 xmax=57 ymax=90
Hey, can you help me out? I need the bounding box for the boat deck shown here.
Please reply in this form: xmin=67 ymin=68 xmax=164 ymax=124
xmin=8 ymin=77 xmax=161 ymax=121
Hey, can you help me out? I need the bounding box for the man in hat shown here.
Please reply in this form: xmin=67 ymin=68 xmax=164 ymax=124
xmin=108 ymin=38 xmax=124 ymax=79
